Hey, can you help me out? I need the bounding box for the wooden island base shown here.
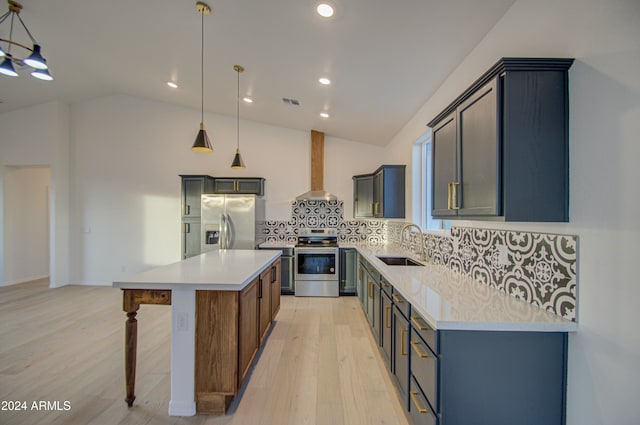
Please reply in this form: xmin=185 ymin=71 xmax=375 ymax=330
xmin=120 ymin=257 xmax=281 ymax=416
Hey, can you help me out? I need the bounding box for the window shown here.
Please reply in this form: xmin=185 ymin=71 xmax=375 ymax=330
xmin=412 ymin=131 xmax=450 ymax=231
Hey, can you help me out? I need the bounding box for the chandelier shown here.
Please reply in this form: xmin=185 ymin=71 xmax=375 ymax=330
xmin=0 ymin=0 xmax=52 ymax=80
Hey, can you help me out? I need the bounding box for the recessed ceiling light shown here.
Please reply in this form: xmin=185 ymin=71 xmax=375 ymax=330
xmin=167 ymin=81 xmax=178 ymax=89
xmin=320 ymin=112 xmax=330 ymax=118
xmin=243 ymin=97 xmax=253 ymax=103
xmin=316 ymin=2 xmax=335 ymax=18
xmin=319 ymin=77 xmax=331 ymax=85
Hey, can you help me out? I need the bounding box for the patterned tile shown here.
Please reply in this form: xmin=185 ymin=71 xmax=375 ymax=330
xmin=264 ymin=201 xmax=578 ymax=321
xmin=387 ymin=224 xmax=577 ymax=321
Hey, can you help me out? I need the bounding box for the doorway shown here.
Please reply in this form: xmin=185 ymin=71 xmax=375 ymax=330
xmin=1 ymin=166 xmax=51 ymax=286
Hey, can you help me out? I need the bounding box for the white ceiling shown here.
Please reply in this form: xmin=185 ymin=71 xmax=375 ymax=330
xmin=0 ymin=0 xmax=515 ymax=146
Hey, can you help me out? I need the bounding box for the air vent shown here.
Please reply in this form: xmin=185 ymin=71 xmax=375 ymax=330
xmin=282 ymin=97 xmax=300 ymax=106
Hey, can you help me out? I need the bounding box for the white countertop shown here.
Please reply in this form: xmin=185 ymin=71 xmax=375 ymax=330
xmin=113 ymin=250 xmax=281 ymax=291
xmin=353 ymin=245 xmax=577 ymax=332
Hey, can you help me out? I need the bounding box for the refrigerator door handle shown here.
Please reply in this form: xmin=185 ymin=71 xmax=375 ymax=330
xmin=220 ymin=214 xmax=227 ymax=249
xmin=225 ymin=214 xmax=232 ymax=249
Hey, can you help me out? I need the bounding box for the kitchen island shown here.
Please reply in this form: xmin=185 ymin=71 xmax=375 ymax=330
xmin=112 ymin=249 xmax=281 ymax=416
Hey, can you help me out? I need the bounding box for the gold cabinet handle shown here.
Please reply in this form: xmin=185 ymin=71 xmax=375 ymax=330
xmin=368 ymin=281 xmax=373 ymax=299
xmin=410 ymin=391 xmax=428 ymax=414
xmin=234 ymin=180 xmax=239 ymax=192
xmin=369 ymin=203 xmax=374 ymax=214
xmin=401 ymin=328 xmax=408 ymax=356
xmin=385 ymin=306 xmax=391 ymax=329
xmin=410 ymin=340 xmax=430 ymax=358
xmin=451 ymin=181 xmax=460 ymax=210
xmin=392 ymin=293 xmax=404 ymax=304
xmin=447 ymin=182 xmax=452 ymax=210
xmin=410 ymin=315 xmax=430 ymax=331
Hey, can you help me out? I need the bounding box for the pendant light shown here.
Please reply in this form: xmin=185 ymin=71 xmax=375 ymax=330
xmin=191 ymin=2 xmax=213 ymax=153
xmin=230 ymin=64 xmax=246 ymax=169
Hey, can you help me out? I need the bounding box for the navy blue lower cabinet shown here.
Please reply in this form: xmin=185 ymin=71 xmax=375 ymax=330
xmin=380 ymin=290 xmax=393 ymax=368
xmin=393 ymin=305 xmax=410 ymax=408
xmin=436 ymin=330 xmax=567 ymax=425
xmin=409 ymin=376 xmax=438 ymax=425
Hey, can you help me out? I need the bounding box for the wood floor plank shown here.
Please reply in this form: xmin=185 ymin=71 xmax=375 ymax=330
xmin=0 ymin=281 xmax=408 ymax=425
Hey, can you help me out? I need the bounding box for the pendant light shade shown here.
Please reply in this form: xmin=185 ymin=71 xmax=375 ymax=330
xmin=23 ymin=44 xmax=47 ymax=69
xmin=191 ymin=2 xmax=213 ymax=153
xmin=231 ymin=64 xmax=246 ymax=169
xmin=0 ymin=53 xmax=18 ymax=76
xmin=192 ymin=122 xmax=212 ymax=152
xmin=231 ymin=149 xmax=245 ymax=169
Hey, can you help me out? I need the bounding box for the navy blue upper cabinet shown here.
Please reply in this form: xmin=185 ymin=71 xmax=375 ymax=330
xmin=428 ymin=58 xmax=574 ymax=222
xmin=354 ymin=165 xmax=406 ymax=219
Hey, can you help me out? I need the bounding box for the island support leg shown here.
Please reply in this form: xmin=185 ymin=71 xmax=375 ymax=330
xmin=120 ymin=289 xmax=172 ymax=408
xmin=123 ymin=291 xmax=140 ymax=407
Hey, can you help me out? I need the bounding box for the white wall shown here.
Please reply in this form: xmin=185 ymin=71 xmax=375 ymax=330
xmin=2 ymin=167 xmax=50 ymax=285
xmin=0 ymin=101 xmax=70 ymax=288
xmin=386 ymin=1 xmax=640 ymax=424
xmin=67 ymin=94 xmax=386 ymax=284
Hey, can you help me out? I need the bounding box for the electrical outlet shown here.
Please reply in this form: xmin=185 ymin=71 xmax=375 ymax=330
xmin=176 ymin=312 xmax=189 ymax=332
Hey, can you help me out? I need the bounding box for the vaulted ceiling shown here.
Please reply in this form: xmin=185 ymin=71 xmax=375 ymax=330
xmin=0 ymin=0 xmax=515 ymax=145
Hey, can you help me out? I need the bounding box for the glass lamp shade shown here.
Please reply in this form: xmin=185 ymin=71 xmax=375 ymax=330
xmin=23 ymin=45 xmax=48 ymax=70
xmin=192 ymin=122 xmax=213 ymax=153
xmin=231 ymin=149 xmax=246 ymax=169
xmin=0 ymin=55 xmax=18 ymax=77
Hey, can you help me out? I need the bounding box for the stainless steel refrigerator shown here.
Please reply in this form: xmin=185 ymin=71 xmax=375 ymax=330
xmin=200 ymin=194 xmax=265 ymax=252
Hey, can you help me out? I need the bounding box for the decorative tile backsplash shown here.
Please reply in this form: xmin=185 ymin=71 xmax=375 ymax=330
xmin=263 ymin=200 xmax=577 ymax=321
xmin=263 ymin=200 xmax=388 ymax=246
xmin=389 ymin=223 xmax=577 ymax=321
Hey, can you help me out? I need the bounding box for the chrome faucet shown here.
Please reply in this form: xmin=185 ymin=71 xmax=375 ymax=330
xmin=401 ymin=223 xmax=426 ymax=262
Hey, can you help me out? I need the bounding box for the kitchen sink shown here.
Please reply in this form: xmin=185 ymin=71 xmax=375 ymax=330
xmin=377 ymin=256 xmax=424 ymax=266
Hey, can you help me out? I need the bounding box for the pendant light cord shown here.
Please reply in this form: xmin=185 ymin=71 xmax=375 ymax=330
xmin=236 ymin=68 xmax=240 ymax=149
xmin=200 ymin=10 xmax=204 ymax=124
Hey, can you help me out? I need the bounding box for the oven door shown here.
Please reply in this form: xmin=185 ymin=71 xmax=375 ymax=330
xmin=295 ymin=247 xmax=339 ymax=281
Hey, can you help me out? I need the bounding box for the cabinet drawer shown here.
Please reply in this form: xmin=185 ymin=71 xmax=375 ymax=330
xmin=410 ymin=331 xmax=437 ymax=412
xmin=380 ymin=277 xmax=392 ymax=297
xmin=392 ymin=290 xmax=410 ymax=319
xmin=411 ymin=312 xmax=436 ymax=353
xmin=409 ymin=376 xmax=438 ymax=425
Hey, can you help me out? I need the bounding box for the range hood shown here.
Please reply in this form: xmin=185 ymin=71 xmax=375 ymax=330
xmin=295 ymin=130 xmax=338 ymax=201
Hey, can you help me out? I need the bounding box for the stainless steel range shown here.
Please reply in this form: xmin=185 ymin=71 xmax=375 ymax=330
xmin=294 ymin=228 xmax=339 ymax=297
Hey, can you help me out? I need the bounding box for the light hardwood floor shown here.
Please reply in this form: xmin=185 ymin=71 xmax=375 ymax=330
xmin=0 ymin=280 xmax=409 ymax=425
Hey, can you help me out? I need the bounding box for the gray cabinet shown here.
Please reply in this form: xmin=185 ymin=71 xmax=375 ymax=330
xmin=182 ymin=220 xmax=201 ymax=259
xmin=392 ymin=290 xmax=410 ymax=409
xmin=428 ymin=57 xmax=574 ymax=222
xmin=353 ymin=165 xmax=406 ymax=219
xmin=374 ymin=165 xmax=405 ymax=218
xmin=181 ymin=175 xmax=214 ymax=218
xmin=380 ymin=287 xmax=393 ymax=368
xmin=361 ymin=259 xmax=380 ymax=343
xmin=180 ymin=175 xmax=214 ymax=259
xmin=353 ymin=175 xmax=374 ymax=217
xmin=213 ymin=178 xmax=265 ymax=196
xmin=357 ymin=259 xmax=368 ymax=311
xmin=339 ymin=248 xmax=358 ymax=295
xmin=259 ymin=247 xmax=295 ymax=295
